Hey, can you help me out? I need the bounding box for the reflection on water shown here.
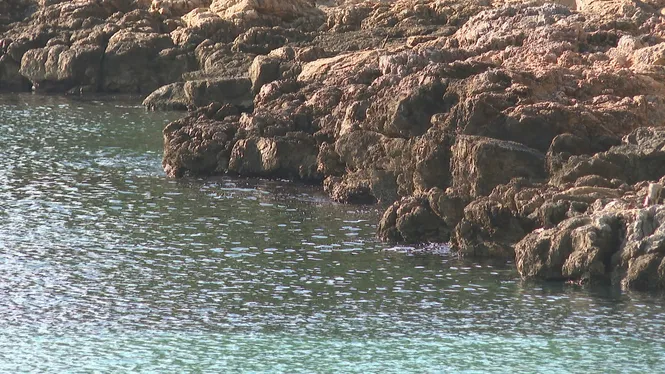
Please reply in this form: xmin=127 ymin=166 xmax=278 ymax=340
xmin=0 ymin=94 xmax=664 ymax=373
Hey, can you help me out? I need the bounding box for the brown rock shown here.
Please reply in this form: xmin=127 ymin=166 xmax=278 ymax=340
xmin=102 ymin=30 xmax=192 ymax=93
xmin=451 ymin=135 xmax=546 ymax=198
xmin=228 ymin=132 xmax=321 ymax=181
xmin=377 ymin=195 xmax=451 ymax=244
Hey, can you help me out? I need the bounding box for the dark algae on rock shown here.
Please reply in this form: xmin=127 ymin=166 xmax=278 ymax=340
xmin=5 ymin=0 xmax=665 ymax=291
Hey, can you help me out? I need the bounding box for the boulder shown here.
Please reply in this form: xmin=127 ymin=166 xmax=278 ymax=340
xmin=377 ymin=195 xmax=451 ymax=244
xmin=171 ymin=8 xmax=236 ymax=46
xmin=210 ymin=0 xmax=325 ymax=28
xmin=144 ymin=77 xmax=252 ymax=110
xmin=102 ymin=30 xmax=193 ymax=93
xmin=184 ymin=77 xmax=253 ymax=108
xmin=143 ymin=82 xmax=189 ymax=111
xmin=248 ymin=55 xmax=281 ymax=93
xmin=451 ymin=136 xmax=546 ymax=198
xmin=324 ymin=169 xmax=399 ymax=204
xmin=515 ymin=201 xmax=665 ymax=291
xmin=453 ymin=197 xmax=526 ymax=258
xmin=19 ymin=43 xmax=104 ymax=91
xmin=228 ymin=132 xmax=320 ymax=181
xmin=162 ymin=114 xmax=239 ymax=178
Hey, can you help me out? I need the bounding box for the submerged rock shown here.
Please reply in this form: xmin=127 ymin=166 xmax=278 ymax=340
xmin=228 ymin=132 xmax=320 ymax=181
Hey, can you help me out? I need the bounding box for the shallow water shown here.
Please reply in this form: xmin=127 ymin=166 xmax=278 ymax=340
xmin=0 ymin=94 xmax=664 ymax=373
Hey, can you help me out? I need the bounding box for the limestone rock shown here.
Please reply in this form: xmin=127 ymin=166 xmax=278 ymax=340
xmin=228 ymin=132 xmax=320 ymax=181
xmin=210 ymin=0 xmax=325 ymax=28
xmin=453 ymin=197 xmax=526 ymax=258
xmin=102 ymin=30 xmax=193 ymax=93
xmin=162 ymin=114 xmax=239 ymax=178
xmin=249 ymin=55 xmax=281 ymax=93
xmin=20 ymin=43 xmax=104 ymax=91
xmin=365 ymin=71 xmax=447 ymax=138
xmin=515 ymin=202 xmax=665 ymax=291
xmin=377 ymin=195 xmax=451 ymax=244
xmin=143 ymin=82 xmax=190 ymax=110
xmin=149 ymin=0 xmax=212 ymax=17
xmin=551 ymin=128 xmax=665 ymax=187
xmin=451 ymin=136 xmax=546 ymax=198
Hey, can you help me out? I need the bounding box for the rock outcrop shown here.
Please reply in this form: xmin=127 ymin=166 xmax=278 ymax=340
xmin=0 ymin=0 xmax=322 ymax=93
xmin=155 ymin=0 xmax=665 ymax=291
xmin=5 ymin=0 xmax=665 ymax=291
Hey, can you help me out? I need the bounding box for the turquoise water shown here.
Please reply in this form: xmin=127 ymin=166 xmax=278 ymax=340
xmin=0 ymin=94 xmax=664 ymax=373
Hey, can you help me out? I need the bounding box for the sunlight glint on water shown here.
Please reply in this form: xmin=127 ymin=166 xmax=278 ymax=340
xmin=0 ymin=95 xmax=664 ymax=373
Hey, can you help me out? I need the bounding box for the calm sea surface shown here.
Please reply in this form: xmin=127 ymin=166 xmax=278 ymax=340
xmin=0 ymin=94 xmax=664 ymax=373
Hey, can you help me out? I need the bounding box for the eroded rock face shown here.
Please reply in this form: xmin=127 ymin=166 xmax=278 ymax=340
xmin=228 ymin=132 xmax=320 ymax=181
xmin=551 ymin=127 xmax=665 ymax=187
xmin=102 ymin=30 xmax=192 ymax=93
xmin=451 ymin=136 xmax=546 ymax=199
xmin=143 ymin=77 xmax=253 ymax=110
xmin=516 ymin=200 xmax=665 ymax=291
xmin=149 ymin=0 xmax=212 ymax=17
xmin=377 ymin=194 xmax=452 ymax=244
xmin=6 ymin=0 xmax=665 ymax=291
xmin=162 ymin=107 xmax=239 ymax=178
xmin=210 ymin=0 xmax=325 ymax=29
xmin=20 ymin=43 xmax=104 ymax=92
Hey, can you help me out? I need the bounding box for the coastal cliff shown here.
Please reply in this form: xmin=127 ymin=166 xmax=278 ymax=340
xmin=3 ymin=0 xmax=665 ymax=291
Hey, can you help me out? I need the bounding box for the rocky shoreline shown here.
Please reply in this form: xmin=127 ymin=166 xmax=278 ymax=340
xmin=3 ymin=0 xmax=665 ymax=291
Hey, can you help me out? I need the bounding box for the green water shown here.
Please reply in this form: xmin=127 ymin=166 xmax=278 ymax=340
xmin=0 ymin=94 xmax=664 ymax=373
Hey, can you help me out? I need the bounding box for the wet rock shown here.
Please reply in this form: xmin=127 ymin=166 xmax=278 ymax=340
xmin=428 ymin=187 xmax=467 ymax=229
xmin=162 ymin=114 xmax=239 ymax=178
xmin=324 ymin=175 xmax=376 ymax=205
xmin=228 ymin=131 xmax=320 ymax=181
xmin=453 ymin=197 xmax=526 ymax=258
xmin=20 ymin=43 xmax=104 ymax=91
xmin=324 ymin=169 xmax=399 ymax=204
xmin=0 ymin=54 xmax=30 ymax=91
xmin=143 ymin=82 xmax=190 ymax=110
xmin=515 ymin=201 xmax=665 ymax=291
xmin=185 ymin=77 xmax=253 ymax=107
xmin=377 ymin=195 xmax=451 ymax=244
xmin=144 ymin=77 xmax=252 ymax=110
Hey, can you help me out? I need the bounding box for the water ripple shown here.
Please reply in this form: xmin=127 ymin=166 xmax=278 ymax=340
xmin=0 ymin=94 xmax=664 ymax=372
